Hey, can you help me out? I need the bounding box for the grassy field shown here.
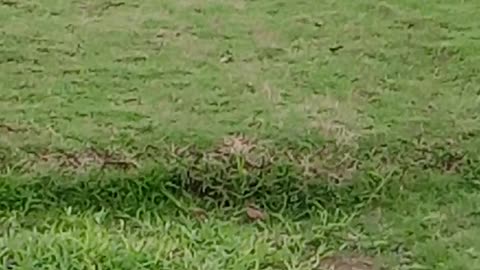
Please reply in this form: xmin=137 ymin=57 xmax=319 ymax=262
xmin=1 ymin=0 xmax=480 ymax=269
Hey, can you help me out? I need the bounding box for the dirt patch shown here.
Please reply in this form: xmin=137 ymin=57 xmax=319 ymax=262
xmin=0 ymin=123 xmax=29 ymax=133
xmin=287 ymin=145 xmax=358 ymax=183
xmin=213 ymin=135 xmax=358 ymax=182
xmin=29 ymin=148 xmax=138 ymax=171
xmin=206 ymin=134 xmax=273 ymax=169
xmin=166 ymin=134 xmax=357 ymax=183
xmin=320 ymin=254 xmax=378 ymax=270
xmin=251 ymin=25 xmax=285 ymax=50
xmin=300 ymin=94 xmax=366 ymax=149
xmin=216 ymin=135 xmax=259 ymax=155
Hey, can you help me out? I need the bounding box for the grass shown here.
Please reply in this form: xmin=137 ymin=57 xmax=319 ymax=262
xmin=1 ymin=0 xmax=480 ymax=269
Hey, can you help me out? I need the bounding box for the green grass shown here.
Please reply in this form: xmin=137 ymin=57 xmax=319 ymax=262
xmin=1 ymin=0 xmax=480 ymax=269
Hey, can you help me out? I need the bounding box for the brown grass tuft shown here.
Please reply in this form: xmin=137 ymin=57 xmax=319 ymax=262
xmin=301 ymin=94 xmax=366 ymax=148
xmin=31 ymin=148 xmax=139 ymax=171
xmin=319 ymin=254 xmax=378 ymax=270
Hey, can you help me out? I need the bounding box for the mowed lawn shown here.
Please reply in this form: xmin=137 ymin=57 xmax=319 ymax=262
xmin=1 ymin=0 xmax=480 ymax=269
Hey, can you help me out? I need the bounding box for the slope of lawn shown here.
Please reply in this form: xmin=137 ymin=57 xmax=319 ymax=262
xmin=1 ymin=0 xmax=480 ymax=269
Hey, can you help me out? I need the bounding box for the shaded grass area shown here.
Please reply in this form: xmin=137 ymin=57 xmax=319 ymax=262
xmin=1 ymin=138 xmax=480 ymax=269
xmin=1 ymin=0 xmax=480 ymax=269
xmin=1 ymin=170 xmax=480 ymax=269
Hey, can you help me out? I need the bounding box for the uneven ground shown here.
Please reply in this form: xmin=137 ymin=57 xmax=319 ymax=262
xmin=1 ymin=0 xmax=480 ymax=269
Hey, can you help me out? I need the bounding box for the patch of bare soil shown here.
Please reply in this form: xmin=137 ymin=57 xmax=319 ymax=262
xmin=285 ymin=144 xmax=358 ymax=184
xmin=164 ymin=134 xmax=358 ymax=184
xmin=207 ymin=134 xmax=273 ymax=169
xmin=0 ymin=123 xmax=28 ymax=133
xmin=31 ymin=148 xmax=138 ymax=171
xmin=319 ymin=254 xmax=378 ymax=270
xmin=211 ymin=134 xmax=358 ymax=182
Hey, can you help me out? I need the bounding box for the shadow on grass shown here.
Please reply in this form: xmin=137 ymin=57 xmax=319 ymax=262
xmin=1 ymin=138 xmax=478 ymax=220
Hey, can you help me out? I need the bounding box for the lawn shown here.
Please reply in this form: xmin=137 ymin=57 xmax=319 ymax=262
xmin=1 ymin=0 xmax=480 ymax=269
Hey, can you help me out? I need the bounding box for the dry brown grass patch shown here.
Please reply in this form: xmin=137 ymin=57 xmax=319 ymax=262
xmin=168 ymin=134 xmax=358 ymax=184
xmin=287 ymin=145 xmax=358 ymax=183
xmin=207 ymin=134 xmax=273 ymax=169
xmin=25 ymin=148 xmax=139 ymax=171
xmin=319 ymin=254 xmax=378 ymax=270
xmin=0 ymin=123 xmax=29 ymax=133
xmin=301 ymin=94 xmax=366 ymax=148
